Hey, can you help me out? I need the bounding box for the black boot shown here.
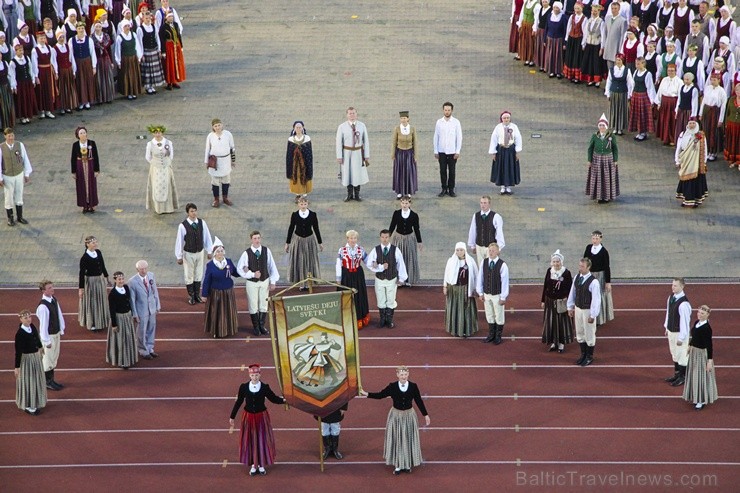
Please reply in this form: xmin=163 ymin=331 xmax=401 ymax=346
xmin=15 ymin=205 xmax=28 ymax=224
xmin=6 ymin=208 xmax=15 ymax=226
xmin=331 ymin=435 xmax=343 ymax=460
xmin=378 ymin=308 xmax=386 ymax=327
xmin=259 ymin=312 xmax=269 ymax=335
xmin=483 ymin=323 xmax=496 ymax=343
xmin=665 ymin=362 xmax=680 ymax=382
xmin=386 ymin=308 xmax=395 ymax=328
xmin=344 ymin=185 xmax=353 ymax=202
xmin=45 ymin=371 xmax=58 ymax=390
xmin=193 ymin=281 xmax=203 ymax=303
xmin=322 ymin=435 xmax=331 ymax=460
xmin=493 ymin=324 xmax=503 ymax=345
xmin=575 ymin=342 xmax=587 ymax=365
xmin=186 ymin=284 xmax=196 ymax=305
xmin=50 ymin=369 xmax=64 ymax=389
xmin=437 ymin=188 xmax=448 ymax=197
xmin=353 ymin=186 xmax=362 ymax=201
xmin=447 ymin=188 xmax=457 ymax=197
xmin=671 ymin=365 xmax=686 ymax=386
xmin=580 ymin=345 xmax=594 ymax=366
xmin=250 ymin=314 xmax=260 ymax=336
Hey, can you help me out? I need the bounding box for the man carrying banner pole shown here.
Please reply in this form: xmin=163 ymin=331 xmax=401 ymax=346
xmin=367 ymin=229 xmax=408 ymax=328
xmin=237 ymin=231 xmax=280 ymax=336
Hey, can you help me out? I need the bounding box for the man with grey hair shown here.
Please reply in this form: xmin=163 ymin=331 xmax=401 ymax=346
xmin=128 ymin=260 xmax=161 ymax=359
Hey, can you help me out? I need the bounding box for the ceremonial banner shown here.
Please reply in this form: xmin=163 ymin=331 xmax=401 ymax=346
xmin=270 ymin=290 xmax=360 ymax=418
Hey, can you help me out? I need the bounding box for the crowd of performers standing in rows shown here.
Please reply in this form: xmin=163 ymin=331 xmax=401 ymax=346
xmin=0 ymin=0 xmax=185 ymax=127
xmin=507 ymin=0 xmax=740 ymax=207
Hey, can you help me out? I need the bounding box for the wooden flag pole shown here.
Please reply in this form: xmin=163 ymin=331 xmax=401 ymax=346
xmin=307 ymin=272 xmax=314 ymax=294
xmin=318 ymin=417 xmax=325 ymax=472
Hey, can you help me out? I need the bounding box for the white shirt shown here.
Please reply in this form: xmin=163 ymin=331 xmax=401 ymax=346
xmin=35 ymin=294 xmax=66 ymax=345
xmin=433 ymin=116 xmax=462 ymax=154
xmin=700 ymin=84 xmax=728 ymax=122
xmin=174 ymin=218 xmax=213 ymax=259
xmin=663 ymin=290 xmax=692 ymax=341
xmin=566 ymin=273 xmax=602 ymax=318
xmin=365 ymin=243 xmax=408 ymax=282
xmin=205 ymin=130 xmax=236 ymax=178
xmin=475 ymin=256 xmax=510 ymax=300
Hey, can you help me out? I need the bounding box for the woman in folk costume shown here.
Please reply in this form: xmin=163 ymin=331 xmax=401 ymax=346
xmin=680 ymin=44 xmax=705 ymax=93
xmin=544 ymin=1 xmax=568 ymax=78
xmin=628 ymin=56 xmax=656 ymax=140
xmin=158 ymin=10 xmax=184 ymax=90
xmin=683 ymin=305 xmax=718 ymax=411
xmin=656 ymin=37 xmax=681 ymax=83
xmin=388 ymin=196 xmax=422 ymax=287
xmin=70 ymin=126 xmax=100 ymax=213
xmin=700 ymin=73 xmax=728 ymax=161
xmin=14 ymin=309 xmax=47 ymax=416
xmin=517 ymin=0 xmax=539 ymax=66
xmin=95 ymin=8 xmax=115 ymax=40
xmin=489 ymin=110 xmax=522 ymax=195
xmin=509 ymin=0 xmax=524 ymax=56
xmin=658 ymin=25 xmax=682 ymax=59
xmin=724 ymin=83 xmax=740 ymax=168
xmin=201 ymin=237 xmax=240 ymax=338
xmin=286 ymin=120 xmax=313 ymax=201
xmin=714 ymin=6 xmax=735 ymax=52
xmin=110 ymin=0 xmax=127 ymax=27
xmin=0 ymin=53 xmax=15 ymax=128
xmin=229 ymin=364 xmax=285 ymax=477
xmin=534 ymin=0 xmax=552 ymax=71
xmin=644 ymin=39 xmax=659 ymax=81
xmin=643 ymin=22 xmax=659 ymax=51
xmin=113 ymin=19 xmax=141 ymax=99
xmin=78 ymin=235 xmax=111 ymax=332
xmin=586 ymin=114 xmax=620 ymax=203
xmin=443 ymin=242 xmax=479 ymax=338
xmin=3 ymin=0 xmax=21 ymax=42
xmin=670 ymin=0 xmax=694 ymax=47
xmin=8 ymin=42 xmax=37 ymax=124
xmin=674 ymin=118 xmax=708 ymax=207
xmin=85 ymin=0 xmax=112 ymax=32
xmin=145 ymin=124 xmax=178 ymax=214
xmin=582 ymin=230 xmax=614 ymax=325
xmin=135 ymin=9 xmax=163 ymax=94
xmin=580 ymin=4 xmax=606 ymax=85
xmin=68 ymin=20 xmax=97 ymax=109
xmin=655 ymin=63 xmax=682 ymax=144
xmin=336 ymin=230 xmax=370 ymax=328
xmin=19 ymin=0 xmax=39 ymax=34
xmin=391 ymin=111 xmax=418 ymax=198
xmin=13 ymin=19 xmax=36 ymax=58
xmin=135 ymin=1 xmax=150 ymax=28
xmin=53 ymin=28 xmax=77 ymax=113
xmin=62 ymin=9 xmax=79 ymax=41
xmin=709 ymin=37 xmax=736 ymax=92
xmin=704 ymin=56 xmax=732 ymax=98
xmin=621 ymin=27 xmax=643 ymax=73
xmin=563 ymin=1 xmax=586 ymax=82
xmin=0 ymin=32 xmax=12 ymax=63
xmin=673 ymin=71 xmax=699 ymax=143
xmin=31 ymin=30 xmax=56 ymax=119
xmin=541 ymin=249 xmax=574 ymax=353
xmin=284 ymin=196 xmax=322 ymax=287
xmin=604 ymin=53 xmax=629 ymax=134
xmin=656 ymin=0 xmax=674 ymax=33
xmin=42 ymin=17 xmax=57 ymax=48
xmin=91 ymin=19 xmax=114 ymax=103
xmin=117 ymin=6 xmax=135 ymax=36
xmin=106 ymin=271 xmax=138 ymax=370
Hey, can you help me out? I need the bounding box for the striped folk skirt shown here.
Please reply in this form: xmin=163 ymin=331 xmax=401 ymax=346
xmin=383 ymin=408 xmax=423 ymax=470
xmin=508 ymin=19 xmax=519 ymax=53
xmin=341 ymin=268 xmax=370 ymax=328
xmin=56 ymin=66 xmax=78 ymax=111
xmin=628 ymin=92 xmax=654 ymax=134
xmin=682 ymin=348 xmax=718 ymax=405
xmin=490 ymin=145 xmax=520 ymax=187
xmin=541 ymin=297 xmax=574 ymax=345
xmin=106 ymin=311 xmax=139 ymax=368
xmin=656 ymin=96 xmax=677 ymax=144
xmin=544 ymin=37 xmax=564 ymax=75
xmin=563 ymin=35 xmax=583 ymax=80
xmin=239 ymin=409 xmax=276 ymax=467
xmin=586 ymin=153 xmax=620 ymax=202
xmin=534 ymin=28 xmax=548 ymax=69
xmin=204 ymin=288 xmax=239 ymax=338
xmin=288 ymin=233 xmax=321 ymax=282
xmin=724 ymin=120 xmax=740 ymax=165
xmin=119 ymin=55 xmax=142 ymax=96
xmin=518 ymin=21 xmax=535 ymax=62
xmin=391 ymin=232 xmax=420 ymax=285
xmin=0 ymin=81 xmax=15 ymax=128
xmin=96 ymin=57 xmax=116 ymax=104
xmin=16 ymin=351 xmax=47 ymax=411
xmin=141 ymin=49 xmax=166 ymax=89
xmin=79 ymin=275 xmax=111 ymax=331
xmin=608 ymin=92 xmax=629 ymax=133
xmin=392 ymin=148 xmax=418 ymax=196
xmin=591 ymin=270 xmax=615 ymax=325
xmin=580 ymin=44 xmax=604 ymax=83
xmin=445 ymin=284 xmax=479 ymax=337
xmin=676 ymin=175 xmax=708 ymax=206
xmin=75 ymin=57 xmax=97 ymax=106
xmin=701 ymin=105 xmax=722 ymax=155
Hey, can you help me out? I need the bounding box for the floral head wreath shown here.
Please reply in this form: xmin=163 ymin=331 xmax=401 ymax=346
xmin=147 ymin=124 xmax=166 ymax=134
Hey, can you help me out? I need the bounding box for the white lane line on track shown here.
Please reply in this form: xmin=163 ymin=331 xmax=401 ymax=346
xmin=1 ymin=460 xmax=739 ymax=469
xmin=2 ymin=426 xmax=738 ymax=436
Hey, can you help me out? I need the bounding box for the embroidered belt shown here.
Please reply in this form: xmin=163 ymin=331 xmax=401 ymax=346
xmin=38 ymin=64 xmax=51 ymax=68
xmin=343 ymin=146 xmax=362 ymax=151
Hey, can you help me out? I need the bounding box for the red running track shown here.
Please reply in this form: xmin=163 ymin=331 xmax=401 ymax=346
xmin=0 ymin=283 xmax=738 ymax=492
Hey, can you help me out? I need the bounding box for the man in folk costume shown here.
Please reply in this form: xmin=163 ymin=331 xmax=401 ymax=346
xmin=174 ymin=203 xmax=213 ymax=305
xmin=335 ymin=106 xmax=370 ymax=202
xmin=603 ymin=2 xmax=627 ymax=71
xmin=567 ymin=257 xmax=601 ymax=367
xmin=674 ymin=118 xmax=708 ymax=207
xmin=475 ymin=242 xmax=509 ymax=345
xmin=35 ymin=280 xmax=65 ymax=391
xmin=237 ymin=230 xmax=279 ymax=336
xmin=158 ymin=10 xmax=184 ymax=90
xmin=663 ymin=278 xmax=691 ymax=386
xmin=1 ymin=127 xmax=32 ymax=226
xmin=366 ymin=229 xmax=408 ymax=328
xmin=467 ymin=195 xmax=506 ymax=266
xmin=684 ymin=19 xmax=711 ymax=67
xmin=154 ymin=0 xmax=183 ymax=34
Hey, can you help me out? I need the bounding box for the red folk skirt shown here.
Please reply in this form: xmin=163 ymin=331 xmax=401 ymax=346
xmin=628 ymin=92 xmax=654 ymax=134
xmin=656 ymin=96 xmax=678 ymax=144
xmin=724 ymin=119 xmax=740 ymax=165
xmin=518 ymin=21 xmax=535 ymax=62
xmin=238 ymin=410 xmax=276 ymax=467
xmin=164 ymin=41 xmax=186 ymax=84
xmin=509 ymin=19 xmax=519 ymax=54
